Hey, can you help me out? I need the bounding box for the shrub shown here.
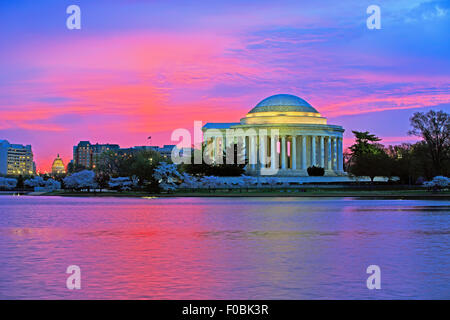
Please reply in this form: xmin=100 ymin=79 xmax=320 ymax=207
xmin=307 ymin=166 xmax=325 ymax=176
xmin=423 ymin=176 xmax=450 ymax=191
xmin=415 ymin=176 xmax=425 ymax=185
xmin=431 ymin=176 xmax=450 ymax=188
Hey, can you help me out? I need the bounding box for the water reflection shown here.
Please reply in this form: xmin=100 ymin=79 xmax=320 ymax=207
xmin=0 ymin=196 xmax=448 ymax=299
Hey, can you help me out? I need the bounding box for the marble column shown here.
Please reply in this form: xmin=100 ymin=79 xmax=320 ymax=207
xmin=311 ymin=136 xmax=316 ymax=166
xmin=216 ymin=137 xmax=220 ymax=161
xmin=206 ymin=138 xmax=211 ymax=161
xmin=302 ymin=135 xmax=307 ymax=169
xmin=332 ymin=137 xmax=337 ymax=170
xmin=225 ymin=134 xmax=232 ymax=164
xmin=250 ymin=135 xmax=256 ymax=170
xmin=241 ymin=135 xmax=246 ymax=165
xmin=292 ymin=135 xmax=297 ymax=170
xmin=281 ymin=136 xmax=287 ymax=170
xmin=218 ymin=137 xmax=224 ymax=164
xmin=320 ymin=136 xmax=325 ymax=168
xmin=211 ymin=137 xmax=216 ymax=162
xmin=338 ymin=137 xmax=344 ymax=172
xmin=246 ymin=136 xmax=250 ymax=164
xmin=270 ymin=135 xmax=276 ymax=170
xmin=259 ymin=134 xmax=266 ymax=168
xmin=327 ymin=137 xmax=332 ymax=170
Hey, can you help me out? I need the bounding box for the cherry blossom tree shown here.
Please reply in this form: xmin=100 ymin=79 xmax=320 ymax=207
xmin=109 ymin=177 xmax=133 ymax=191
xmin=44 ymin=179 xmax=61 ymax=191
xmin=200 ymin=176 xmax=220 ymax=191
xmin=266 ymin=177 xmax=278 ymax=191
xmin=153 ymin=162 xmax=182 ymax=192
xmin=0 ymin=177 xmax=17 ymax=190
xmin=64 ymin=170 xmax=97 ymax=191
xmin=179 ymin=173 xmax=199 ymax=191
xmin=24 ymin=176 xmax=45 ymax=188
xmin=241 ymin=175 xmax=257 ymax=191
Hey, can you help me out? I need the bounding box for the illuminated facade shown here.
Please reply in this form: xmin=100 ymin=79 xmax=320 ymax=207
xmin=51 ymin=154 xmax=66 ymax=175
xmin=73 ymin=141 xmax=181 ymax=168
xmin=0 ymin=140 xmax=35 ymax=176
xmin=202 ymin=94 xmax=345 ymax=176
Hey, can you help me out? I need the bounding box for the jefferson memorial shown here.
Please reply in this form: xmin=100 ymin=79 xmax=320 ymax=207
xmin=202 ymin=94 xmax=345 ymax=177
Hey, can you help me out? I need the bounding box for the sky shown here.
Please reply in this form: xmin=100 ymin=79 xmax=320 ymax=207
xmin=0 ymin=0 xmax=449 ymax=172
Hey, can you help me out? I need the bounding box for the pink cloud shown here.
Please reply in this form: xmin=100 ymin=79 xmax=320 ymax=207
xmin=2 ymin=29 xmax=448 ymax=172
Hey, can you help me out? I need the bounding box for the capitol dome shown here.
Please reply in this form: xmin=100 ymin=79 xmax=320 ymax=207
xmin=51 ymin=154 xmax=66 ymax=175
xmin=249 ymin=94 xmax=318 ymax=114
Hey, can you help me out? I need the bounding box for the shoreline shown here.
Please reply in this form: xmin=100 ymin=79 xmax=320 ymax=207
xmin=4 ymin=190 xmax=448 ymax=200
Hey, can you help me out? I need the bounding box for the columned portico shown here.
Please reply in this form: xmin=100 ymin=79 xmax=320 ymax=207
xmin=202 ymin=94 xmax=345 ymax=177
xmin=233 ymin=132 xmax=344 ymax=176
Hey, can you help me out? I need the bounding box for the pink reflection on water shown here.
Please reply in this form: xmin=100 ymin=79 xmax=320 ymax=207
xmin=0 ymin=196 xmax=449 ymax=299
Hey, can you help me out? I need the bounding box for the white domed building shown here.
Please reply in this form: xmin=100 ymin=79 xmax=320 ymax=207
xmin=51 ymin=154 xmax=66 ymax=175
xmin=202 ymin=94 xmax=345 ymax=177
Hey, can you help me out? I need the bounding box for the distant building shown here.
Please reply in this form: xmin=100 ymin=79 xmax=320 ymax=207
xmin=73 ymin=141 xmax=120 ymax=169
xmin=72 ymin=141 xmax=184 ymax=168
xmin=51 ymin=154 xmax=66 ymax=175
xmin=0 ymin=140 xmax=35 ymax=176
xmin=133 ymin=145 xmax=180 ymax=160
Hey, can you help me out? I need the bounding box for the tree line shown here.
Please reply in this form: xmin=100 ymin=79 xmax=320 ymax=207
xmin=347 ymin=110 xmax=449 ymax=183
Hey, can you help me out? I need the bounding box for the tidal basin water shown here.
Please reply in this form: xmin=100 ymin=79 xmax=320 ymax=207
xmin=0 ymin=196 xmax=449 ymax=299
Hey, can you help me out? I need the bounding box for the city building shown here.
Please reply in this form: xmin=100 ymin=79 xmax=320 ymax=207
xmin=73 ymin=141 xmax=120 ymax=168
xmin=51 ymin=154 xmax=66 ymax=175
xmin=202 ymin=94 xmax=345 ymax=176
xmin=0 ymin=140 xmax=35 ymax=176
xmin=72 ymin=141 xmax=182 ymax=168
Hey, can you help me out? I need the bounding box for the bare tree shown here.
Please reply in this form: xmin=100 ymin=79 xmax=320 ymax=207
xmin=408 ymin=110 xmax=449 ymax=176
